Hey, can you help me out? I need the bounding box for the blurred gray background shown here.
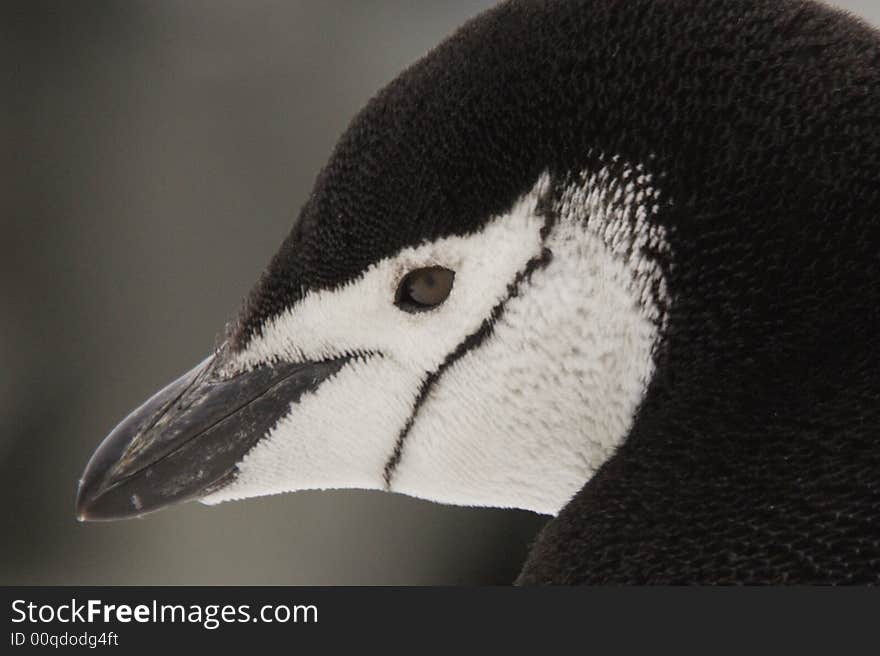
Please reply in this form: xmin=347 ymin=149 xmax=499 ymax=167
xmin=2 ymin=0 xmax=878 ymax=585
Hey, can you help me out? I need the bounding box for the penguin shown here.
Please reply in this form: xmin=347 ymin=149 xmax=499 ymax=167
xmin=76 ymin=0 xmax=880 ymax=584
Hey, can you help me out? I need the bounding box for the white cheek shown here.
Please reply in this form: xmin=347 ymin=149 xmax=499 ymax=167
xmin=391 ymin=161 xmax=668 ymax=515
xmin=389 ymin=242 xmax=658 ymax=515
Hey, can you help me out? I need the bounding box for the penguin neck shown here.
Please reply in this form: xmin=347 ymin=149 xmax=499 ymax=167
xmin=519 ymin=289 xmax=880 ymax=583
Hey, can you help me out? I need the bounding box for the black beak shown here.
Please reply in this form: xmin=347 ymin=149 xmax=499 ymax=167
xmin=76 ymin=352 xmax=346 ymax=521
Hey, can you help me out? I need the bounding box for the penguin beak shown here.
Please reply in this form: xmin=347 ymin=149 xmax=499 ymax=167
xmin=76 ymin=352 xmax=347 ymax=521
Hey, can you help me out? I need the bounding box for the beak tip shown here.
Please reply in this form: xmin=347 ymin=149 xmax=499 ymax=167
xmin=75 ymin=481 xmax=97 ymax=522
xmin=76 ymin=455 xmax=109 ymax=521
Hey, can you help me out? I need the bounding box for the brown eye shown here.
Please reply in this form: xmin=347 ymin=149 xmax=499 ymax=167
xmin=395 ymin=266 xmax=455 ymax=312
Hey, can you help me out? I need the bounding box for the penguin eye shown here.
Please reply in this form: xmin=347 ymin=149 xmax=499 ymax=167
xmin=395 ymin=266 xmax=455 ymax=312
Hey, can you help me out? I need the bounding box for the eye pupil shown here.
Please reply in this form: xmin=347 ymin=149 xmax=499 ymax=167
xmin=396 ymin=266 xmax=455 ymax=312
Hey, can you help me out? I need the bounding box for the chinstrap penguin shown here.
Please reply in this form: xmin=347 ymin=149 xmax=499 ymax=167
xmin=77 ymin=0 xmax=880 ymax=584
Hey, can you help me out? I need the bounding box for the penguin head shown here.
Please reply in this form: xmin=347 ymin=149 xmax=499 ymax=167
xmin=76 ymin=143 xmax=667 ymax=519
xmin=78 ymin=0 xmax=873 ymax=522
